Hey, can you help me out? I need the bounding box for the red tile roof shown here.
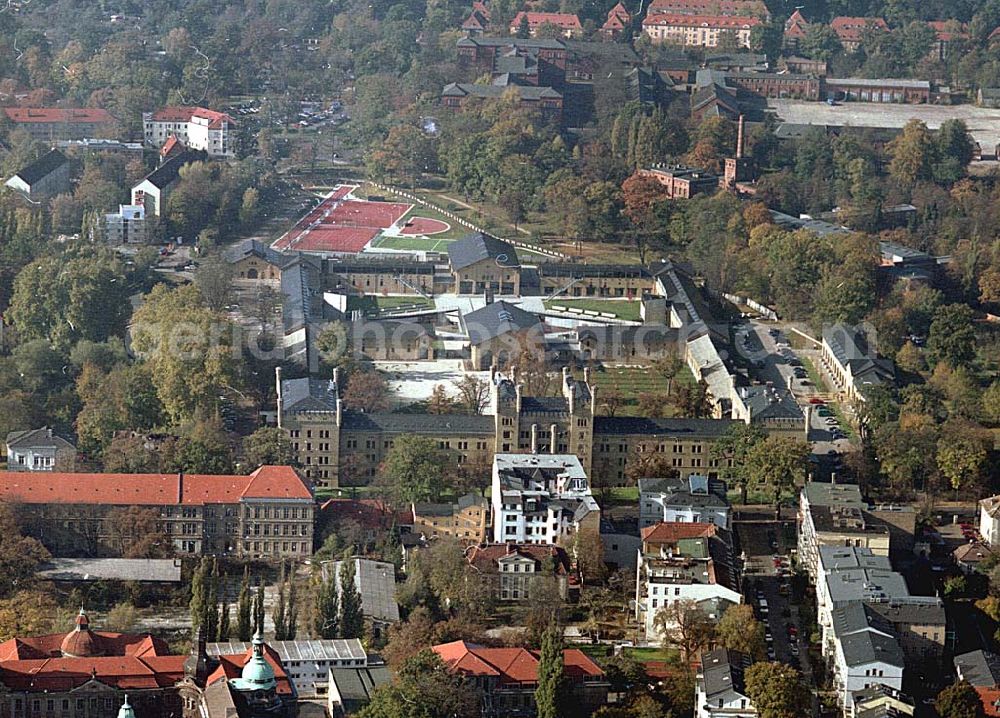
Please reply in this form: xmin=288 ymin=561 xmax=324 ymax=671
xmin=207 ymin=645 xmax=294 ymax=695
xmin=0 ymin=656 xmax=186 ymax=691
xmin=979 ymin=687 xmax=1000 ymax=717
xmin=830 ymin=16 xmax=889 ymax=43
xmin=510 ymin=11 xmax=582 ymax=30
xmin=927 ymin=20 xmax=967 ymax=41
xmin=642 ymin=12 xmax=762 ymax=28
xmin=0 ymin=466 xmax=311 ymax=506
xmin=602 ymin=3 xmax=631 ymax=31
xmin=149 ymin=106 xmax=234 ymax=129
xmin=646 ymin=0 xmax=767 ymax=16
xmin=3 ymin=107 xmax=115 ymax=124
xmin=433 ymin=641 xmax=604 ymax=684
xmin=784 ymin=9 xmax=808 ymax=38
xmin=465 ymin=543 xmax=572 ymax=575
xmin=319 ymin=498 xmax=410 ymax=528
xmin=640 ymin=522 xmax=717 ymax=543
xmin=0 ymin=630 xmax=168 ymax=661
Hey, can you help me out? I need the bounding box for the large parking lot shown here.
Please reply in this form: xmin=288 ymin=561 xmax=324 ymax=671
xmin=769 ymin=99 xmax=1000 ymax=151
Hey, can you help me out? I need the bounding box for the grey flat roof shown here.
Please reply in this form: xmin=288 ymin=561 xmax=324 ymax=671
xmin=955 ymin=649 xmax=1000 ymax=687
xmin=325 ymin=558 xmax=400 ymax=624
xmin=208 ymin=639 xmax=366 ymax=663
xmin=827 ymin=77 xmax=930 ymax=89
xmin=593 ymin=416 xmax=738 ymax=438
xmin=37 ymin=558 xmax=182 ymax=582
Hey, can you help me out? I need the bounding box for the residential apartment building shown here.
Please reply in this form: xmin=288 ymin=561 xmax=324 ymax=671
xmin=411 ymin=493 xmax=489 ymax=543
xmin=695 ymin=649 xmax=757 ymax=718
xmin=2 ymin=107 xmax=116 ymax=141
xmin=0 ymin=466 xmax=314 ymax=559
xmin=432 ymin=640 xmax=609 ymax=716
xmin=635 ymin=521 xmax=741 ymax=645
xmin=981 ymin=494 xmax=1000 ymax=547
xmin=829 ymin=16 xmax=889 ymax=53
xmin=5 ymin=428 xmax=76 ymax=472
xmin=646 ymin=0 xmax=769 ymax=18
xmin=104 ymin=204 xmax=147 ymax=244
xmin=207 ymin=639 xmax=366 ymax=698
xmin=491 ymin=453 xmax=600 ymax=544
xmin=821 ymin=325 xmax=896 ymax=404
xmin=131 ymin=152 xmax=195 ymax=217
xmin=4 ymin=148 xmax=72 ymax=201
xmin=642 ymin=14 xmax=761 ymax=48
xmin=827 ymin=601 xmax=905 ymax=710
xmin=509 ymin=11 xmax=582 ymax=37
xmin=143 ymin=106 xmax=236 ymax=157
xmin=638 ymin=475 xmax=731 ymax=529
xmin=465 ymin=542 xmax=578 ymax=601
xmin=441 ymin=81 xmax=563 ymax=122
xmin=730 ymin=384 xmax=807 ymax=440
xmin=798 ymin=483 xmax=891 ymax=578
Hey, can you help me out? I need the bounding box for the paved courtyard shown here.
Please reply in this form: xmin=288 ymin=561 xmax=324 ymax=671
xmin=769 ymin=99 xmax=1000 ymax=151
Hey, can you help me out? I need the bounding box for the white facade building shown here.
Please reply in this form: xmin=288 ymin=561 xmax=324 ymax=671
xmin=639 ymin=475 xmax=731 ymax=529
xmin=695 ymin=649 xmax=757 ymax=718
xmin=208 ymin=638 xmax=366 ymax=697
xmin=104 ymin=204 xmax=146 ymax=244
xmin=980 ymin=495 xmax=1000 ymax=547
xmin=143 ymin=106 xmax=235 ymax=157
xmin=491 ymin=453 xmax=600 ymax=544
xmin=827 ymin=602 xmax=905 ymax=711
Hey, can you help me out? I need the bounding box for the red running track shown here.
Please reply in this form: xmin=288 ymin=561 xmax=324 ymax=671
xmin=273 ymin=185 xmax=412 ymax=253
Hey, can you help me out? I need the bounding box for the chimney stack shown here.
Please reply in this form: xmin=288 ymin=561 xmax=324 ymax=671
xmin=275 ymin=366 xmax=284 ymax=428
xmin=549 ymin=424 xmax=557 ymax=454
xmin=531 ymin=423 xmax=539 ymax=453
xmin=736 ymin=114 xmax=744 ymax=159
xmin=177 ymin=472 xmax=184 ymax=503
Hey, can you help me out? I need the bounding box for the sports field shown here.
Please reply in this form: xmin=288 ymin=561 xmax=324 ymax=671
xmin=272 ymin=184 xmax=413 ymax=254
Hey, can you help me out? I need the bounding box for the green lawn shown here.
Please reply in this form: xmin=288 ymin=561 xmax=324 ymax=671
xmin=799 ymin=355 xmax=830 ymax=393
xmin=588 ymin=366 xmax=697 ymax=417
xmin=370 ymin=234 xmax=454 ymax=252
xmin=601 ymin=486 xmax=640 ymax=505
xmin=345 ymin=295 xmax=433 ymax=314
xmin=544 ymin=299 xmax=642 ymax=322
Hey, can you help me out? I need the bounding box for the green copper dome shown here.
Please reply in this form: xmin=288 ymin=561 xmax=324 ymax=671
xmin=231 ymin=631 xmax=277 ymax=691
xmin=117 ymin=695 xmax=135 ymax=718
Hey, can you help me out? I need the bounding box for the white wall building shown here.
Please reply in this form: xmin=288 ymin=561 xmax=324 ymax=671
xmin=104 ymin=204 xmax=146 ymax=244
xmin=827 ymin=602 xmax=905 ymax=711
xmin=695 ymin=649 xmax=757 ymax=718
xmin=639 ymin=475 xmax=731 ymax=529
xmin=208 ymin=638 xmax=367 ymax=698
xmin=491 ymin=453 xmax=600 ymax=544
xmin=980 ymin=495 xmax=1000 ymax=547
xmin=143 ymin=106 xmax=235 ymax=157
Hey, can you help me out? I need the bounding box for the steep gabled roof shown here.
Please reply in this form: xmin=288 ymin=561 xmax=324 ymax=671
xmin=10 ymin=149 xmax=68 ymax=186
xmin=462 ymin=300 xmax=541 ymax=344
xmin=433 ymin=640 xmax=603 ymax=683
xmin=448 ymin=233 xmax=520 ymax=270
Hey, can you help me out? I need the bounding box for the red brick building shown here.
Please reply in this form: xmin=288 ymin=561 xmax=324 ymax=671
xmin=638 ymin=166 xmax=721 ymax=198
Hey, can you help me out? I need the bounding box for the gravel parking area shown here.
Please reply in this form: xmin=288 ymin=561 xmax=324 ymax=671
xmin=769 ymin=99 xmax=1000 ymax=151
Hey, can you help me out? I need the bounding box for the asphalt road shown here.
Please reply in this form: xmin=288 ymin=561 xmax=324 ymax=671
xmin=736 ymin=513 xmax=810 ymax=677
xmin=736 ymin=320 xmax=854 ymax=459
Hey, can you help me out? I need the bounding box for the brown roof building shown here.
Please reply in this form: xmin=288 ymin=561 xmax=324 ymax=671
xmin=465 ymin=542 xmax=578 ymax=601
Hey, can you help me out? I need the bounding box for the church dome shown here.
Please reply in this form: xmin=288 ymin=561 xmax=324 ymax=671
xmin=238 ymin=631 xmax=277 ymax=690
xmin=60 ymin=609 xmax=104 ymax=658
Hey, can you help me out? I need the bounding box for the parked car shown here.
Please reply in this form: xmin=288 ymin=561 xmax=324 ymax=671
xmin=809 ymin=398 xmax=826 ymax=405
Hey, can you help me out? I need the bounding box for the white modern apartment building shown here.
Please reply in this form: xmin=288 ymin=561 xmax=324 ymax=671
xmin=635 ymin=522 xmax=741 ymax=646
xmin=639 ymin=475 xmax=731 ymax=529
xmin=104 ymin=204 xmax=146 ymax=244
xmin=827 ymin=602 xmax=905 ymax=712
xmin=143 ymin=106 xmax=236 ymax=157
xmin=798 ymin=482 xmax=890 ymax=579
xmin=491 ymin=453 xmax=600 ymax=544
